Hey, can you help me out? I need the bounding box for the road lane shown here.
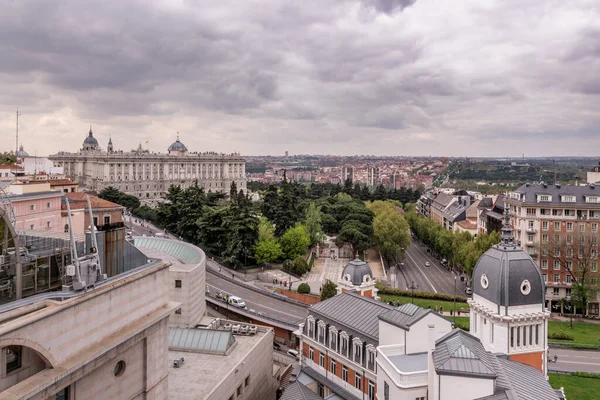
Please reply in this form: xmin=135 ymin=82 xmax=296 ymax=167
xmin=205 ymin=273 xmax=308 ymax=324
xmin=550 ymin=348 xmax=600 ymax=373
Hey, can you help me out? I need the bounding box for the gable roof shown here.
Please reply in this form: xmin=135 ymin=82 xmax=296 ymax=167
xmin=280 ymin=381 xmax=321 ymax=400
xmin=379 ymin=303 xmax=448 ymax=331
xmin=432 ymin=192 xmax=454 ymax=208
xmin=478 ymin=197 xmax=494 ymax=209
xmin=433 ymin=329 xmax=496 ymax=378
xmin=308 ymin=292 xmax=394 ymax=342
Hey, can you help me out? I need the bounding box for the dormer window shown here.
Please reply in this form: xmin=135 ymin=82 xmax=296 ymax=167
xmin=317 ymin=321 xmax=326 ymax=344
xmin=585 ymin=196 xmax=599 ymax=203
xmin=537 ymin=194 xmax=552 ymax=202
xmin=307 ymin=316 xmax=315 ymax=339
xmin=366 ymin=345 xmax=376 ymax=371
xmin=329 ymin=327 xmax=338 ymax=351
xmin=340 ymin=332 xmax=349 ymax=357
xmin=353 ymin=338 xmax=362 ymax=365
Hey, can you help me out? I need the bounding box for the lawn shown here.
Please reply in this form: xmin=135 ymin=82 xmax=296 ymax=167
xmin=549 ymin=373 xmax=600 ymax=400
xmin=379 ymin=294 xmax=469 ymax=314
xmin=547 ymin=320 xmax=600 ymax=346
xmin=447 ymin=317 xmax=600 ymax=347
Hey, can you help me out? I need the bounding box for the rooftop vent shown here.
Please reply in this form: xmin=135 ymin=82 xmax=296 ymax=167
xmin=591 ymin=184 xmax=596 ymax=189
xmin=525 ymin=183 xmax=530 ymax=187
xmin=556 ymin=183 xmax=561 ymax=189
xmin=543 ymin=183 xmax=548 ymax=188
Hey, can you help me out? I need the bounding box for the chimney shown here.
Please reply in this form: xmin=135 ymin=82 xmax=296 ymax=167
xmin=575 ymin=176 xmax=580 ymax=186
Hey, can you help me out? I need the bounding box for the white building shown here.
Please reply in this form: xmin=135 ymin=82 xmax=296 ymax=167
xmin=291 ymin=205 xmax=564 ymax=400
xmin=49 ymin=128 xmax=246 ymax=204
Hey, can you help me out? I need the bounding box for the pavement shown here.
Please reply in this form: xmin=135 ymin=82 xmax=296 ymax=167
xmin=391 ymin=240 xmax=468 ymax=295
xmin=549 ymin=348 xmax=600 ymax=373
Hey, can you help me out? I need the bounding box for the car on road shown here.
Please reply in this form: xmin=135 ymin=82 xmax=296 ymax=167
xmin=273 ymin=342 xmax=281 ymax=351
xmin=287 ymin=349 xmax=299 ymax=358
xmin=465 ymin=287 xmax=473 ymax=295
xmin=228 ymin=296 xmax=246 ymax=309
xmin=425 ymin=262 xmax=431 ymax=267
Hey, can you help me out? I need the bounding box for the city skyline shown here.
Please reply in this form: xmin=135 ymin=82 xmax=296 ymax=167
xmin=1 ymin=0 xmax=599 ymax=157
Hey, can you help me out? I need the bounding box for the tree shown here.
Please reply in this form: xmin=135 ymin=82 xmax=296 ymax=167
xmin=282 ymin=256 xmax=310 ymax=275
xmin=280 ymin=224 xmax=311 ymax=260
xmin=0 ymin=152 xmax=16 ymax=165
xmin=320 ymin=279 xmax=337 ymax=301
xmin=297 ymin=283 xmax=311 ymax=294
xmin=257 ymin=217 xmax=276 ymax=242
xmin=304 ymin=202 xmax=324 ymax=247
xmin=255 ymin=238 xmax=282 ymax=265
xmin=98 ymin=186 xmax=141 ymax=211
xmin=371 ymin=207 xmax=411 ymax=265
xmin=542 ymin=231 xmax=599 ymax=317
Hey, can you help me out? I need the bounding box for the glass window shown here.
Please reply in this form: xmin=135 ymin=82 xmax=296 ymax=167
xmin=319 ymin=353 xmax=324 ymax=367
xmin=355 ymin=374 xmax=362 ymax=390
xmin=554 ymin=221 xmax=561 ymax=230
xmin=309 ymin=347 xmax=314 ymax=361
xmin=342 ymin=365 xmax=348 ymax=382
xmin=542 ymin=260 xmax=548 ymax=269
xmin=553 ymin=287 xmax=560 ymax=296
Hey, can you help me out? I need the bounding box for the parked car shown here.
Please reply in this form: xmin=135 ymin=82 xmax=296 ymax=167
xmin=425 ymin=262 xmax=431 ymax=267
xmin=465 ymin=287 xmax=473 ymax=295
xmin=228 ymin=296 xmax=246 ymax=309
xmin=205 ymin=286 xmax=210 ymax=295
xmin=273 ymin=342 xmax=282 ymax=351
xmin=287 ymin=349 xmax=299 ymax=358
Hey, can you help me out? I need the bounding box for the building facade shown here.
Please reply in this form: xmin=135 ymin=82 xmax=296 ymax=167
xmin=49 ymin=129 xmax=247 ymax=204
xmin=506 ymin=183 xmax=600 ymax=315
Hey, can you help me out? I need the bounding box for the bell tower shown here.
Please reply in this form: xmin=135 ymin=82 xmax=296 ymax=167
xmin=468 ymin=203 xmax=551 ymax=375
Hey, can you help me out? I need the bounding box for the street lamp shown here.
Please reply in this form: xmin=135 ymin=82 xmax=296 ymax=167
xmin=407 ymin=281 xmax=418 ymax=304
xmin=453 ymin=276 xmax=457 ymax=324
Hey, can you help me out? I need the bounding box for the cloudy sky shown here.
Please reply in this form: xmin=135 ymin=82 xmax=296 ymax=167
xmin=1 ymin=0 xmax=599 ymax=157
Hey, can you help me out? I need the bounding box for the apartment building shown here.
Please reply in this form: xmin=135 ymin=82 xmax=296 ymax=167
xmin=506 ymin=182 xmax=600 ymax=315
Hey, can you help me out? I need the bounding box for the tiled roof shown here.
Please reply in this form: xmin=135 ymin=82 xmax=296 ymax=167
xmin=433 ymin=329 xmax=496 ymax=378
xmin=0 ymin=164 xmax=21 ymax=170
xmin=63 ymin=193 xmax=122 ymax=210
xmin=48 ymin=179 xmax=78 ymax=186
xmin=308 ymin=292 xmax=394 ymax=341
xmin=457 ymin=220 xmax=477 ymax=230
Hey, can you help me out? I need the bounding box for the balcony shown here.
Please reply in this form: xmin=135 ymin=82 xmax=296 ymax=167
xmin=526 ymin=227 xmax=538 ymax=234
xmin=377 ymin=345 xmax=428 ymax=388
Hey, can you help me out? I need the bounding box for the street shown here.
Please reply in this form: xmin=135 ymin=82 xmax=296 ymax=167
xmin=392 ymin=241 xmax=468 ymax=295
xmin=550 ymin=348 xmax=600 ymax=373
xmin=206 ymin=274 xmax=308 ymax=323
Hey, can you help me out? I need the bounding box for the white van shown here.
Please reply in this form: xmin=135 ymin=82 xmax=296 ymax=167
xmin=228 ymin=296 xmax=246 ymax=309
xmin=287 ymin=349 xmax=299 ymax=358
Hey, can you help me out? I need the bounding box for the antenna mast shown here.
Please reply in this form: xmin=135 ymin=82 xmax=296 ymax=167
xmin=15 ymin=108 xmax=21 ymax=156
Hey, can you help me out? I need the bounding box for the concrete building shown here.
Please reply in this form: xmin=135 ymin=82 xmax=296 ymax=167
xmin=506 ymin=183 xmax=600 ymax=315
xmin=366 ymin=166 xmax=379 ymax=187
xmin=62 ymin=193 xmax=125 ymax=235
xmin=19 ymin=157 xmax=64 ymax=176
xmin=0 ymin=206 xmax=277 ymax=400
xmin=3 ymin=182 xmax=64 ymax=233
xmin=588 ymin=161 xmax=600 ymax=184
xmin=49 ymin=128 xmax=246 ymax=205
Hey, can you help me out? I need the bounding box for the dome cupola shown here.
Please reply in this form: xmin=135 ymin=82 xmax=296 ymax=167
xmin=472 ymin=203 xmax=545 ymax=308
xmin=341 ymin=258 xmax=373 ymax=286
xmin=168 ymin=132 xmax=188 ymax=155
xmin=82 ymin=126 xmax=99 ymax=151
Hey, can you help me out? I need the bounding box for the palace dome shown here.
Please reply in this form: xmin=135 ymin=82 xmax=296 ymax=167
xmin=472 ymin=204 xmax=545 ymax=308
xmin=168 ymin=138 xmax=188 ymax=152
xmin=17 ymin=145 xmax=29 ymax=158
xmin=341 ymin=258 xmax=373 ymax=286
xmin=83 ymin=128 xmax=99 ymax=147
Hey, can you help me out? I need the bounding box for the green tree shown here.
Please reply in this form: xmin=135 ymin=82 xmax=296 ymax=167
xmin=280 ymin=224 xmax=311 ymax=260
xmin=254 ymin=238 xmax=282 ymax=265
xmin=297 ymin=283 xmax=311 ymax=294
xmin=320 ymin=279 xmax=337 ymax=301
xmin=371 ymin=207 xmax=411 ymax=265
xmin=221 ymin=190 xmax=259 ymax=267
xmin=304 ymin=202 xmax=324 ymax=247
xmin=257 ymin=217 xmax=276 ymax=242
xmin=0 ymin=152 xmax=16 ymax=164
xmin=98 ymin=186 xmax=141 ymax=210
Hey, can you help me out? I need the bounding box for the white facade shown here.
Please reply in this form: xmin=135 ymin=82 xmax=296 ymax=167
xmin=49 ymin=130 xmax=246 ymax=205
xmin=19 ymin=157 xmax=64 ymax=175
xmin=437 ymin=374 xmax=494 ymax=400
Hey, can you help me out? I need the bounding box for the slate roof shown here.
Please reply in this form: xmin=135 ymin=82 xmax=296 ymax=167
xmin=511 ymin=183 xmax=600 ymax=206
xmin=433 ymin=329 xmax=497 ymax=378
xmin=478 ymin=197 xmax=494 ymax=209
xmin=434 ymin=330 xmax=560 ymax=399
xmin=379 ymin=303 xmax=445 ymax=331
xmin=341 ymin=258 xmax=373 ymax=286
xmin=308 ymin=292 xmax=394 ymax=342
xmin=280 ymin=381 xmax=322 ymax=400
xmin=432 ymin=192 xmax=454 ymax=208
xmin=441 ymin=200 xmax=469 ymax=222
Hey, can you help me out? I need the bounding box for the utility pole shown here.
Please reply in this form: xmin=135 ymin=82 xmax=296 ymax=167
xmin=407 ymin=281 xmax=418 ymax=304
xmin=16 ymin=108 xmax=21 ymax=156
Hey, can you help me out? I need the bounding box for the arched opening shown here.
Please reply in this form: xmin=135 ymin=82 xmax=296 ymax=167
xmin=0 ymin=343 xmax=53 ymax=392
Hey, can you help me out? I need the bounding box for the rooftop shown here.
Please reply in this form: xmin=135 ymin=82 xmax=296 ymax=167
xmin=378 ymin=303 xmax=441 ymax=331
xmin=63 ymin=193 xmax=122 ymax=210
xmin=387 ymin=352 xmax=428 ymax=373
xmin=433 ymin=329 xmax=496 ymax=378
xmin=168 ymin=327 xmax=235 ymax=355
xmin=510 ymin=183 xmax=600 ymax=206
xmin=168 ymin=324 xmax=270 ymax=400
xmin=309 ymin=292 xmax=394 ymax=342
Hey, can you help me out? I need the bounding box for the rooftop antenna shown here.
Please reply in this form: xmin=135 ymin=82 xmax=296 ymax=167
xmin=15 ymin=108 xmax=20 ymax=157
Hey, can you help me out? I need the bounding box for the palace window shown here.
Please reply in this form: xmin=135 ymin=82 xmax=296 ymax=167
xmin=340 ymin=333 xmax=349 ymax=357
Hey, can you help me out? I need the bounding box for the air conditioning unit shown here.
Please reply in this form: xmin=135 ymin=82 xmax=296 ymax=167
xmin=66 ymin=265 xmax=76 ymax=276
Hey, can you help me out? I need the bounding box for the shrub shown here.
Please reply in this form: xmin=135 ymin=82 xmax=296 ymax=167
xmin=283 ymin=257 xmax=310 ymax=276
xmin=454 ymin=320 xmax=470 ymax=331
xmin=548 ymin=332 xmax=575 ymax=341
xmin=572 ymin=372 xmax=600 ymax=380
xmin=376 ymin=281 xmax=468 ymax=303
xmin=297 ymin=283 xmax=311 ymax=294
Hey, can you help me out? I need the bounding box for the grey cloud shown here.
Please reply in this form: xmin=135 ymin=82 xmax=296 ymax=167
xmin=360 ymin=0 xmax=418 ymax=14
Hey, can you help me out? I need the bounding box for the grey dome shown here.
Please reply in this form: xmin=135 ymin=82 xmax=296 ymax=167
xmin=83 ymin=128 xmax=99 ymax=146
xmin=17 ymin=145 xmax=28 ymax=157
xmin=341 ymin=259 xmax=373 ymax=286
xmin=168 ymin=138 xmax=188 ymax=152
xmin=472 ymin=203 xmax=545 ymax=309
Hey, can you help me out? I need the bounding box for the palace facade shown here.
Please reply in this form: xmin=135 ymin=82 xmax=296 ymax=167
xmin=49 ymin=128 xmax=246 ymax=204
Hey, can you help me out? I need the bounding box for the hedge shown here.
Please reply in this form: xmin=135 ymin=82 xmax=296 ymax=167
xmin=548 ymin=332 xmax=575 ymax=341
xmin=572 ymin=372 xmax=600 ymax=380
xmin=376 ymin=281 xmax=468 ymax=303
xmin=297 ymin=283 xmax=311 ymax=294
